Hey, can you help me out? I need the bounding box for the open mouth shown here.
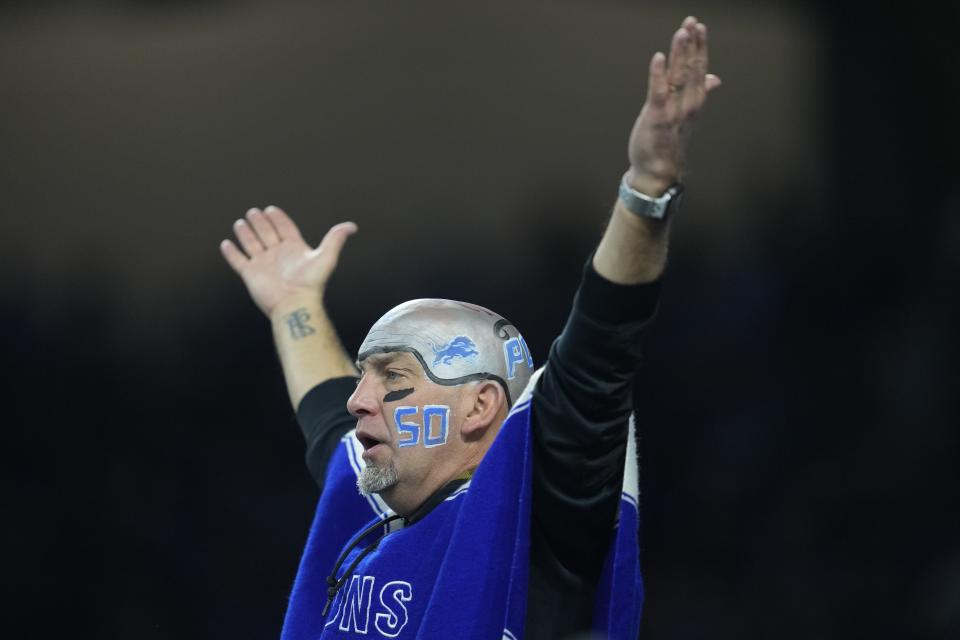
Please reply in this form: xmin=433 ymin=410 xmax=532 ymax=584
xmin=358 ymin=434 xmax=383 ymax=451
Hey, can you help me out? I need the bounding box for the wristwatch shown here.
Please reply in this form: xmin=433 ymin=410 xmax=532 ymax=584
xmin=618 ymin=174 xmax=684 ymax=221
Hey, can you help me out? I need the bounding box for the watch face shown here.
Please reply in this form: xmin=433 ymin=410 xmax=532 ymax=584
xmin=618 ymin=178 xmax=682 ymax=220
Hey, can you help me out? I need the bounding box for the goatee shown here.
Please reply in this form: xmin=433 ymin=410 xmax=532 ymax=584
xmin=357 ymin=462 xmax=399 ymax=495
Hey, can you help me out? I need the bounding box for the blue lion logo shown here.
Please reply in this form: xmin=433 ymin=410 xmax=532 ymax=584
xmin=432 ymin=336 xmax=480 ymax=366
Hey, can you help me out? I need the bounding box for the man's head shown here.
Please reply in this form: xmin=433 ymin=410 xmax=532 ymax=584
xmin=347 ymin=299 xmax=534 ymax=515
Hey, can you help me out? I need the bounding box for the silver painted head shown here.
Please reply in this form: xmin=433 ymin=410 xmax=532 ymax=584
xmin=358 ymin=299 xmax=534 ymax=406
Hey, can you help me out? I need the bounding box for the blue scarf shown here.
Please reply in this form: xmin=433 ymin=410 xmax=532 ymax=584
xmin=281 ymin=374 xmax=642 ymax=639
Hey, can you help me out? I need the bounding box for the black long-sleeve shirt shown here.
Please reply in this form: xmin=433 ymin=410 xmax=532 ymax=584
xmin=296 ymin=260 xmax=660 ymax=638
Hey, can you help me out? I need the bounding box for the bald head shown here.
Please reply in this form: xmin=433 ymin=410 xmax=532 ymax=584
xmin=358 ymin=299 xmax=534 ymax=405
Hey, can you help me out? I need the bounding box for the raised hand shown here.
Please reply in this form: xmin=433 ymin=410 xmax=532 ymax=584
xmin=626 ymin=16 xmax=721 ymax=194
xmin=220 ymin=206 xmax=357 ymax=317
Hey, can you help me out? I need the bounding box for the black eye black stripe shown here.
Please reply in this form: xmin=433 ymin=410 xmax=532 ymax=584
xmin=383 ymin=388 xmax=415 ymax=403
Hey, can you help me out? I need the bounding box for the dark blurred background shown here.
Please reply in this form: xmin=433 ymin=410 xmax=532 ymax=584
xmin=2 ymin=0 xmax=957 ymax=638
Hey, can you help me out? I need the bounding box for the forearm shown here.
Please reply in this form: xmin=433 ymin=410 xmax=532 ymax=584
xmin=592 ymin=169 xmax=672 ymax=285
xmin=270 ymin=294 xmax=358 ymax=410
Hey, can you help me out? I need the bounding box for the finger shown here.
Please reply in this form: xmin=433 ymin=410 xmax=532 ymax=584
xmin=263 ymin=205 xmax=304 ymax=243
xmin=678 ymin=22 xmax=700 ymax=85
xmin=666 ymin=27 xmax=692 ymax=92
xmin=691 ymin=22 xmax=708 ymax=82
xmin=246 ymin=207 xmax=280 ymax=248
xmin=219 ymin=239 xmax=249 ymax=274
xmin=705 ymin=74 xmax=722 ymax=92
xmin=234 ymin=213 xmax=265 ymax=255
xmin=646 ymin=51 xmax=669 ymax=106
xmin=314 ymin=221 xmax=358 ymax=266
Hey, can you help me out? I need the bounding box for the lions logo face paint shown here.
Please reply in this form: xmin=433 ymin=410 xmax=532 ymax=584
xmin=432 ymin=336 xmax=480 ymax=366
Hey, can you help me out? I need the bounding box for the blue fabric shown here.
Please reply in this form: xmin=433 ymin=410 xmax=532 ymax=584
xmin=592 ymin=493 xmax=644 ymax=636
xmin=281 ymin=434 xmax=392 ymax=638
xmin=281 ymin=389 xmax=642 ymax=639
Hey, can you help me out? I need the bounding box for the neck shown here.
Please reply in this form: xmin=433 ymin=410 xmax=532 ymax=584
xmin=378 ymin=476 xmax=455 ymax=517
xmin=379 ymin=457 xmax=480 ymax=516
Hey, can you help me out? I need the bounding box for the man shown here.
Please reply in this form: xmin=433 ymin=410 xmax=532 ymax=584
xmin=220 ymin=16 xmax=719 ymax=639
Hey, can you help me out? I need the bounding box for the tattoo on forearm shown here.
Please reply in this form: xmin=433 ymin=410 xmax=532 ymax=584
xmin=284 ymin=308 xmax=316 ymax=340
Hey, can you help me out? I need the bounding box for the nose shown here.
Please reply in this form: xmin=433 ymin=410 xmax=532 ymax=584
xmin=346 ymin=375 xmax=379 ymax=418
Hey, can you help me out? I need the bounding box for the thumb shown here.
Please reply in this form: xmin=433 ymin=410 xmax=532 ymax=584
xmin=310 ymin=221 xmax=358 ymax=275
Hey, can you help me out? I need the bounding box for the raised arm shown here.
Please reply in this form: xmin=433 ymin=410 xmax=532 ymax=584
xmin=220 ymin=206 xmax=358 ymax=410
xmin=593 ymin=15 xmax=721 ymax=283
xmin=530 ymin=16 xmax=720 ymax=582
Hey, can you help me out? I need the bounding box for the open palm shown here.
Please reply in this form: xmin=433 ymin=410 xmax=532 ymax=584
xmin=628 ymin=16 xmax=721 ymax=188
xmin=220 ymin=206 xmax=356 ymax=316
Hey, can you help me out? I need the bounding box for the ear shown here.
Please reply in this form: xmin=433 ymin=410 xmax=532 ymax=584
xmin=459 ymin=381 xmax=507 ymax=441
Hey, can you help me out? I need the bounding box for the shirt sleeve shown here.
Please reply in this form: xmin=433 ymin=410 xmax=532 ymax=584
xmin=296 ymin=376 xmax=358 ymax=491
xmin=530 ymin=258 xmax=660 ymax=577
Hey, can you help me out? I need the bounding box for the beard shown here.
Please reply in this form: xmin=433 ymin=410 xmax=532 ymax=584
xmin=357 ymin=461 xmax=400 ymax=495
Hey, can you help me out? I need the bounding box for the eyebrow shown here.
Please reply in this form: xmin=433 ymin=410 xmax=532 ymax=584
xmin=356 ymin=352 xmax=405 ymax=372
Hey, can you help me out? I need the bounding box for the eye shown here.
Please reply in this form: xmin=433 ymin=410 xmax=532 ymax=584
xmin=385 ymin=370 xmax=404 ymax=382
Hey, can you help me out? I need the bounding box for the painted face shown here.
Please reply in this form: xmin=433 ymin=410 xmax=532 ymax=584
xmin=347 ymin=351 xmax=464 ymax=497
xmin=349 ymin=298 xmax=535 ymax=499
